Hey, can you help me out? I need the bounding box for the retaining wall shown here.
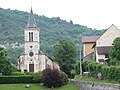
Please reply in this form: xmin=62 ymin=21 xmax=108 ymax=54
xmin=71 ymin=80 xmax=120 ymax=90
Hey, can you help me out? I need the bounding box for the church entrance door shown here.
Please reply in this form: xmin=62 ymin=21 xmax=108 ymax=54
xmin=29 ymin=64 xmax=34 ymax=72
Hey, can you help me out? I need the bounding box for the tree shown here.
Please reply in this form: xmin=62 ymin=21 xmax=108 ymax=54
xmin=0 ymin=47 xmax=12 ymax=75
xmin=7 ymin=47 xmax=23 ymax=65
xmin=74 ymin=61 xmax=80 ymax=75
xmin=53 ymin=40 xmax=76 ymax=77
xmin=0 ymin=8 xmax=103 ymax=61
xmin=109 ymin=37 xmax=120 ymax=65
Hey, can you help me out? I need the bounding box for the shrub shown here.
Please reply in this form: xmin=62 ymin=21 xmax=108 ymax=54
xmin=82 ymin=61 xmax=120 ymax=82
xmin=96 ymin=64 xmax=104 ymax=74
xmin=101 ymin=66 xmax=109 ymax=80
xmin=70 ymin=70 xmax=76 ymax=79
xmin=11 ymin=72 xmax=25 ymax=75
xmin=114 ymin=67 xmax=120 ymax=81
xmin=110 ymin=60 xmax=116 ymax=65
xmin=60 ymin=71 xmax=68 ymax=85
xmin=41 ymin=68 xmax=68 ymax=88
xmin=11 ymin=71 xmax=35 ymax=76
xmin=0 ymin=75 xmax=35 ymax=84
xmin=11 ymin=65 xmax=18 ymax=72
xmin=24 ymin=72 xmax=34 ymax=75
xmin=33 ymin=71 xmax=42 ymax=82
xmin=74 ymin=62 xmax=80 ymax=75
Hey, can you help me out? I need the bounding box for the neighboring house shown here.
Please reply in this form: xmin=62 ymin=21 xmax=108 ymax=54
xmin=95 ymin=24 xmax=120 ymax=64
xmin=82 ymin=36 xmax=99 ymax=60
xmin=18 ymin=8 xmax=60 ymax=72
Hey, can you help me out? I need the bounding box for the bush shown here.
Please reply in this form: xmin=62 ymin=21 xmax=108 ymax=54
xmin=11 ymin=65 xmax=18 ymax=72
xmin=41 ymin=68 xmax=68 ymax=88
xmin=0 ymin=75 xmax=35 ymax=84
xmin=33 ymin=71 xmax=42 ymax=82
xmin=74 ymin=62 xmax=80 ymax=75
xmin=110 ymin=60 xmax=116 ymax=65
xmin=11 ymin=71 xmax=34 ymax=76
xmin=60 ymin=71 xmax=68 ymax=85
xmin=11 ymin=72 xmax=25 ymax=75
xmin=82 ymin=61 xmax=120 ymax=82
xmin=24 ymin=72 xmax=34 ymax=75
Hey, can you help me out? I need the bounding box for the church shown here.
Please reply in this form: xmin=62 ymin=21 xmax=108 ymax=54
xmin=18 ymin=8 xmax=60 ymax=72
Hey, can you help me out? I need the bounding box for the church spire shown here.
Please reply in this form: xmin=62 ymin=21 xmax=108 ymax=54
xmin=26 ymin=7 xmax=37 ymax=28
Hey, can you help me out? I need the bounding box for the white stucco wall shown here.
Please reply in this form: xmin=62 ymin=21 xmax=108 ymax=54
xmin=23 ymin=27 xmax=40 ymax=72
xmin=39 ymin=55 xmax=46 ymax=71
xmin=19 ymin=55 xmax=25 ymax=72
xmin=96 ymin=25 xmax=120 ymax=63
xmin=53 ymin=62 xmax=60 ymax=70
xmin=98 ymin=55 xmax=105 ymax=59
xmin=19 ymin=26 xmax=60 ymax=72
xmin=46 ymin=58 xmax=53 ymax=69
xmin=24 ymin=42 xmax=39 ymax=55
xmin=24 ymin=28 xmax=39 ymax=42
xmin=96 ymin=25 xmax=120 ymax=47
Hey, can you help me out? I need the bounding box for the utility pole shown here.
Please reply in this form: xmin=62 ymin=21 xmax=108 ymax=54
xmin=79 ymin=45 xmax=82 ymax=78
xmin=77 ymin=43 xmax=82 ymax=78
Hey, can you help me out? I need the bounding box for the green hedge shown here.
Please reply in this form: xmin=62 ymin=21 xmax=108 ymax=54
xmin=82 ymin=61 xmax=120 ymax=82
xmin=0 ymin=75 xmax=35 ymax=84
xmin=11 ymin=72 xmax=26 ymax=75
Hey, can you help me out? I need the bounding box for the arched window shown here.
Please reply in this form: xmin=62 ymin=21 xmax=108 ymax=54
xmin=29 ymin=32 xmax=33 ymax=41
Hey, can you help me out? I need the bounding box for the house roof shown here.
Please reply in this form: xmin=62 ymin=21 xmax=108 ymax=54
xmin=26 ymin=7 xmax=37 ymax=28
xmin=95 ymin=24 xmax=119 ymax=41
xmin=93 ymin=24 xmax=120 ymax=48
xmin=97 ymin=46 xmax=112 ymax=54
xmin=83 ymin=52 xmax=94 ymax=61
xmin=82 ymin=36 xmax=99 ymax=43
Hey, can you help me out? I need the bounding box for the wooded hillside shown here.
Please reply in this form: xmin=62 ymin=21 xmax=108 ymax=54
xmin=0 ymin=8 xmax=104 ymax=64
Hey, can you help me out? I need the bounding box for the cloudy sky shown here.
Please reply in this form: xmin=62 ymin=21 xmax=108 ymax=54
xmin=0 ymin=0 xmax=120 ymax=29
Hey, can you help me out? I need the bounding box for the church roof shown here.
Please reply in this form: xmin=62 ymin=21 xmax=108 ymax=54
xmin=39 ymin=50 xmax=45 ymax=55
xmin=26 ymin=8 xmax=37 ymax=28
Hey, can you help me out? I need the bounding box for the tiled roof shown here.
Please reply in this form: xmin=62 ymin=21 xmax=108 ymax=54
xmin=97 ymin=46 xmax=112 ymax=54
xmin=83 ymin=52 xmax=94 ymax=61
xmin=96 ymin=24 xmax=120 ymax=42
xmin=26 ymin=8 xmax=37 ymax=28
xmin=82 ymin=36 xmax=99 ymax=43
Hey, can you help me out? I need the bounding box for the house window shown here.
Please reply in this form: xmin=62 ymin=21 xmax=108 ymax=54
xmin=29 ymin=32 xmax=33 ymax=41
xmin=98 ymin=59 xmax=104 ymax=62
xmin=105 ymin=54 xmax=108 ymax=58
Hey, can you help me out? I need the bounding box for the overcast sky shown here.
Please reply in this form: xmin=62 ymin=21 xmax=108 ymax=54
xmin=0 ymin=0 xmax=120 ymax=29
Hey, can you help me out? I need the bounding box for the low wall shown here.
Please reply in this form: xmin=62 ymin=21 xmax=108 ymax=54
xmin=71 ymin=80 xmax=120 ymax=90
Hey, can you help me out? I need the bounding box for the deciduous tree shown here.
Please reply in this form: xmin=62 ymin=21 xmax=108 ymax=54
xmin=53 ymin=40 xmax=76 ymax=77
xmin=0 ymin=47 xmax=12 ymax=75
xmin=109 ymin=37 xmax=120 ymax=65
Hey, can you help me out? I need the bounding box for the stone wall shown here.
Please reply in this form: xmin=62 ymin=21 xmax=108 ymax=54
xmin=71 ymin=80 xmax=120 ymax=90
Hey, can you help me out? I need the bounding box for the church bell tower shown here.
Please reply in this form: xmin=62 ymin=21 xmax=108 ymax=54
xmin=24 ymin=8 xmax=40 ymax=72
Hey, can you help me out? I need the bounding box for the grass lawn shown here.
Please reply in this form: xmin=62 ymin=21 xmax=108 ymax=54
xmin=0 ymin=83 xmax=79 ymax=90
xmin=74 ymin=75 xmax=120 ymax=84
